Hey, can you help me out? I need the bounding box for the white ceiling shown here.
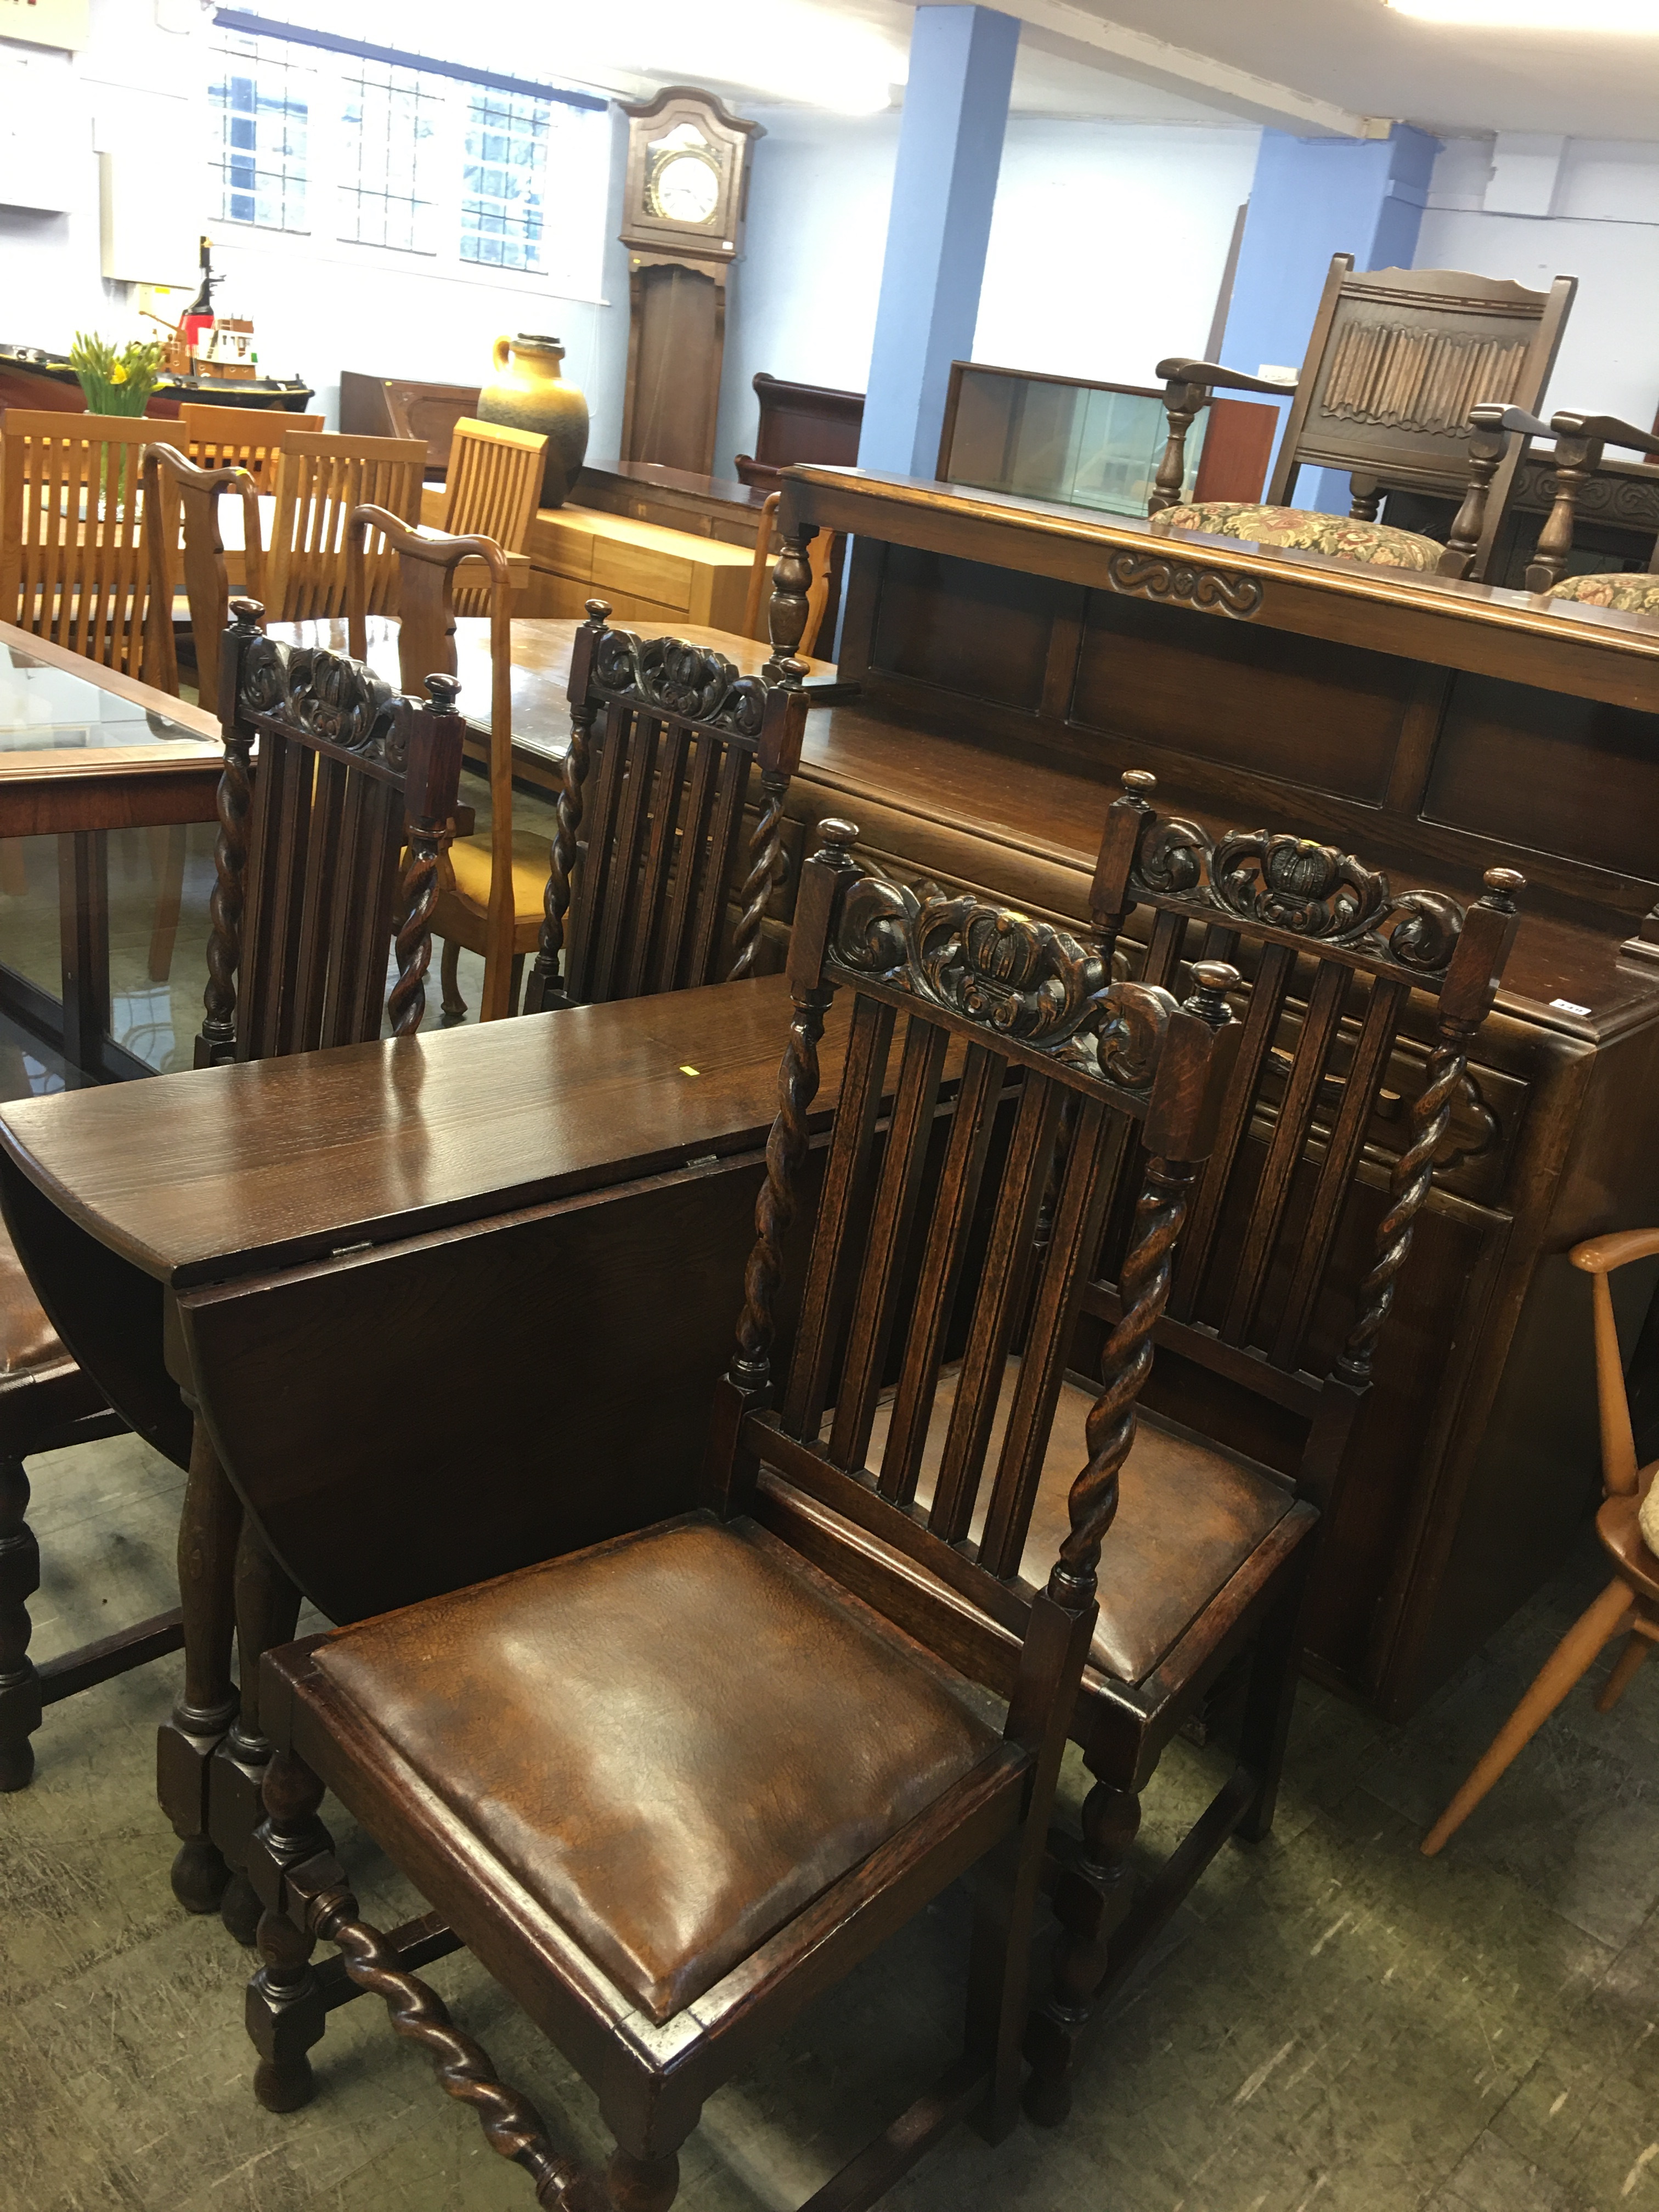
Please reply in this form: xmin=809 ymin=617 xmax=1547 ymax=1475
xmin=977 ymin=0 xmax=1659 ymax=138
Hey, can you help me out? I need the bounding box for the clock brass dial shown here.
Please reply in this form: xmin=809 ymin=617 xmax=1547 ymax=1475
xmin=648 ymin=149 xmax=721 ymax=225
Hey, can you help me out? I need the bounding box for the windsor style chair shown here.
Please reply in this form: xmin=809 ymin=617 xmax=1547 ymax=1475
xmin=1441 ymin=404 xmax=1659 ymax=608
xmin=240 ymin=821 xmax=1229 ymax=2209
xmin=155 ymin=599 xmax=465 ymax=1947
xmin=178 ymin=403 xmax=324 ymax=494
xmin=343 ymin=504 xmax=529 ymax=1022
xmin=1423 ymin=1225 xmax=1659 ymax=1857
xmin=521 ymin=597 xmax=808 ymax=1014
xmin=263 ymin=431 xmax=425 ymax=626
xmin=1147 ymin=256 xmax=1575 ymax=579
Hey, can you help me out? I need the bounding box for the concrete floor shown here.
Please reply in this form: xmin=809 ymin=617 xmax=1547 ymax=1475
xmin=2 ymin=1423 xmax=1656 ymax=2212
xmin=3 ymin=775 xmax=1657 ymax=2210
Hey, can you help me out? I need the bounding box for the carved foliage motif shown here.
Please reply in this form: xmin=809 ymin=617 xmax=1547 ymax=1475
xmin=1319 ymin=319 xmax=1531 ymax=439
xmin=591 ymin=627 xmax=768 ymax=736
xmin=1133 ymin=818 xmax=1466 ymax=975
xmin=832 ymin=876 xmax=1172 ymax=1085
xmin=1516 ymin=454 xmax=1659 ymax=528
xmin=238 ymin=636 xmax=404 ymax=761
xmin=1107 ymin=550 xmax=1263 ymax=619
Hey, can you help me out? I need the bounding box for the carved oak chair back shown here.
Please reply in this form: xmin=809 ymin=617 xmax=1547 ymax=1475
xmin=239 ymin=826 xmax=1226 ymax=2208
xmin=142 ymin=442 xmax=263 ymax=708
xmin=1441 ymin=404 xmax=1659 ymax=600
xmin=196 ymin=596 xmax=463 ymax=1066
xmin=263 ymin=431 xmax=425 ymax=627
xmin=437 ymin=417 xmax=544 ymax=617
xmin=523 ymin=597 xmax=808 ymax=1013
xmin=1088 ymin=770 xmax=1525 ymax=1507
xmin=178 ymin=404 xmax=324 ymax=495
xmin=1152 ymin=257 xmax=1575 ymax=574
xmin=346 ymin=503 xmax=529 ymax=1024
xmin=0 ymin=409 xmax=169 ymax=681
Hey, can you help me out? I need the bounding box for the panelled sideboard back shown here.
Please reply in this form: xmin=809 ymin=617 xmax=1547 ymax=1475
xmin=767 ymin=464 xmax=1659 ymax=1720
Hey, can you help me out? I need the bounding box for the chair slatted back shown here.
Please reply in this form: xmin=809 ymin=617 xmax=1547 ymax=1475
xmin=1087 ymin=771 xmax=1525 ymax=1488
xmin=347 ymin=505 xmax=517 ymax=1020
xmin=142 ymin=442 xmax=262 ymax=708
xmin=708 ymin=821 xmax=1231 ymax=1677
xmin=0 ymin=409 xmax=164 ymax=681
xmin=523 ymin=598 xmax=809 ymax=1013
xmin=196 ymin=596 xmax=462 ymax=1066
xmin=179 ymin=404 xmax=324 ymax=493
xmin=264 ymin=432 xmax=425 ymax=626
xmin=439 ymin=417 xmax=544 ymax=617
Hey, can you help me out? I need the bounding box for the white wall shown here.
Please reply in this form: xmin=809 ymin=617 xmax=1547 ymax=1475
xmin=0 ymin=0 xmax=634 ymax=454
xmin=1418 ymin=137 xmax=1659 ymax=431
xmin=974 ymin=120 xmax=1259 ymax=386
xmin=714 ymin=108 xmax=1259 ymax=479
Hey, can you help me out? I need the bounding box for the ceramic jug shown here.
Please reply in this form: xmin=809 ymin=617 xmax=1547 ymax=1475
xmin=477 ymin=333 xmax=590 ymax=510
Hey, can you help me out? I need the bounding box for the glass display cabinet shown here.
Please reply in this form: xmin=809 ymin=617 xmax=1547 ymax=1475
xmin=936 ymin=360 xmax=1206 ymax=516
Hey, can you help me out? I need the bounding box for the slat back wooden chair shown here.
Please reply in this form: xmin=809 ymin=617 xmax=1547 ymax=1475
xmin=150 ymin=601 xmax=466 ymax=1943
xmin=239 ymin=823 xmax=1228 ymax=2209
xmin=345 ymin=503 xmax=527 ymax=1023
xmin=142 ymin=441 xmax=262 ymax=708
xmin=178 ymin=403 xmax=324 ymax=493
xmin=1422 ymin=1224 xmax=1659 ymax=1858
xmin=522 ymin=597 xmax=808 ymax=1014
xmin=196 ymin=595 xmax=464 ymax=1068
xmin=1006 ymin=774 xmax=1527 ymax=2119
xmin=263 ymin=431 xmax=425 ymax=627
xmin=1148 ymin=256 xmax=1576 ymax=579
xmin=1442 ymin=403 xmax=1659 ymax=609
xmin=437 ymin=416 xmax=545 ymax=617
xmin=0 ymin=408 xmax=170 ymax=681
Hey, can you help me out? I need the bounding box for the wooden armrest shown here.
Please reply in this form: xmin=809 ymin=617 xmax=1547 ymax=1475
xmin=1154 ymin=358 xmax=1297 ymax=398
xmin=1549 ymin=411 xmax=1659 ymax=458
xmin=1469 ymin=403 xmax=1551 ymax=441
xmin=1571 ymin=1228 xmax=1659 ymax=1274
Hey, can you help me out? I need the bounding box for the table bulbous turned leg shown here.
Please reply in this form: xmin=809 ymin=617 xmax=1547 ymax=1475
xmin=0 ymin=1455 xmax=42 ymax=1792
xmin=246 ymin=1747 xmax=332 ymax=2113
xmin=212 ymin=1518 xmax=303 ymax=1946
xmin=156 ymin=1419 xmax=241 ymax=1912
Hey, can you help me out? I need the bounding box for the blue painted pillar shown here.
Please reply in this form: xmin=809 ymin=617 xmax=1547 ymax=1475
xmin=1218 ymin=123 xmax=1441 ymax=515
xmin=858 ymin=4 xmax=1019 ymax=478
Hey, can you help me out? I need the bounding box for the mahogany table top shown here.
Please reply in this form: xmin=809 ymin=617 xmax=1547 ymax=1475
xmin=0 ymin=974 xmax=839 ymax=1289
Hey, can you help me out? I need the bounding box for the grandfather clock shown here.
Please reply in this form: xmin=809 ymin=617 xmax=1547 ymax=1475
xmin=619 ymin=86 xmax=763 ymax=476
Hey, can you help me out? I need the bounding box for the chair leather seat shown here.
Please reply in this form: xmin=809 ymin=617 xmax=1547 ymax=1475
xmin=442 ymin=830 xmax=550 ymax=923
xmin=881 ymin=1370 xmax=1294 ymax=1686
xmin=0 ymin=1215 xmax=70 ymax=1383
xmin=1599 ymin=1464 xmax=1659 ymax=1605
xmin=312 ymin=1514 xmax=1000 ymax=2025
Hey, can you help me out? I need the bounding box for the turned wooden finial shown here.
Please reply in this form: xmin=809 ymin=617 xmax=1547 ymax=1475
xmin=1480 ymin=866 xmax=1526 ymax=911
xmin=583 ymin=597 xmax=612 ymax=626
xmin=229 ymin=595 xmax=265 ymax=629
xmin=1186 ymin=960 xmax=1240 ymax=1029
xmin=1121 ymin=769 xmax=1157 ymax=800
xmin=812 ymin=817 xmax=859 ymax=866
xmin=422 ymin=670 xmax=462 ymax=710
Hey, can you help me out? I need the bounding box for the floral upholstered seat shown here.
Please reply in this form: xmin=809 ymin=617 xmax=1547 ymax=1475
xmin=1545 ymin=571 xmax=1659 ymax=617
xmin=1150 ymin=501 xmax=1444 ymax=573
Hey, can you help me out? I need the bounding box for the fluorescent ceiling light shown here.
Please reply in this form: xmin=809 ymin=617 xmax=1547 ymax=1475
xmin=1386 ymin=0 xmax=1659 ymax=24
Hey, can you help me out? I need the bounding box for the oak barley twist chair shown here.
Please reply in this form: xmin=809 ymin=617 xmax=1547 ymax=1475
xmin=1423 ymin=1226 xmax=1659 ymax=1857
xmin=343 ymin=503 xmax=531 ymax=1023
xmin=151 ymin=597 xmax=465 ymax=1948
xmin=892 ymin=772 xmax=1519 ymax=2125
xmin=178 ymin=402 xmax=324 ymax=494
xmin=523 ymin=597 xmax=808 ymax=1015
xmin=1147 ymin=256 xmax=1575 ymax=579
xmin=1440 ymin=404 xmax=1659 ymax=611
xmin=238 ymin=822 xmax=1229 ymax=2209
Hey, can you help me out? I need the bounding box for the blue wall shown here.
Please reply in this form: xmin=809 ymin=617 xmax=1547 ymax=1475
xmin=1218 ymin=124 xmax=1440 ymax=513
